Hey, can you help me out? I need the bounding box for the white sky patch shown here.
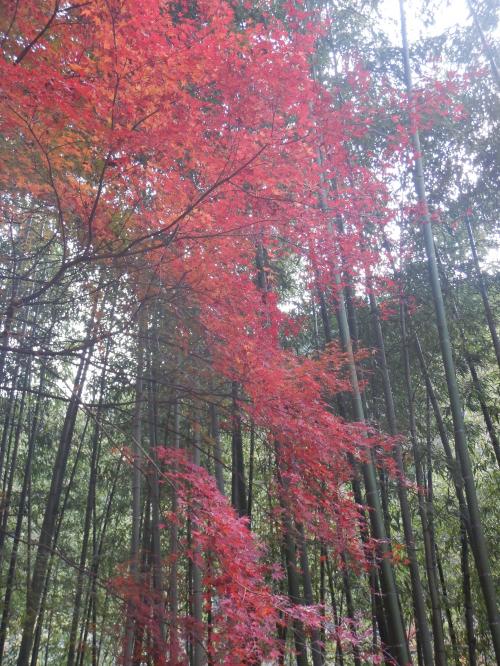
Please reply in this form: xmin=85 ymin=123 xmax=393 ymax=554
xmin=379 ymin=0 xmax=471 ymax=46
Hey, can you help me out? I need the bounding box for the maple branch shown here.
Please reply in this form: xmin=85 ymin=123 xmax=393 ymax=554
xmin=64 ymin=2 xmax=91 ymax=12
xmin=0 ymin=144 xmax=269 ymax=322
xmin=118 ymin=143 xmax=270 ymax=254
xmin=0 ymin=330 xmax=113 ymax=358
xmin=0 ymin=0 xmax=20 ymax=49
xmin=131 ymin=108 xmax=161 ymax=131
xmin=86 ymin=162 xmax=108 ymax=249
xmin=8 ymin=106 xmax=67 ymax=261
xmin=86 ymin=75 xmax=120 ymax=247
xmin=15 ymin=1 xmax=60 ymax=64
xmin=177 ymin=218 xmax=279 ymax=241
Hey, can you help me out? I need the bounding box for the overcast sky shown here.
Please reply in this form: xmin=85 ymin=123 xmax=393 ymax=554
xmin=378 ymin=0 xmax=471 ymax=45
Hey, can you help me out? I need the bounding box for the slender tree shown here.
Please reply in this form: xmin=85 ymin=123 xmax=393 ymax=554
xmin=398 ymin=0 xmax=500 ymax=657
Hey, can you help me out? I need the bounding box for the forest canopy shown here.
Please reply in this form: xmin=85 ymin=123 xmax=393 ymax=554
xmin=0 ymin=0 xmax=498 ymax=664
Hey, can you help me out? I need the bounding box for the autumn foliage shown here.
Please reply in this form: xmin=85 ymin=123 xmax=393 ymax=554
xmin=1 ymin=0 xmax=469 ymax=664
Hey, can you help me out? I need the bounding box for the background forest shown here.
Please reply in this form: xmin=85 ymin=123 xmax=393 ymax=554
xmin=0 ymin=0 xmax=498 ymax=664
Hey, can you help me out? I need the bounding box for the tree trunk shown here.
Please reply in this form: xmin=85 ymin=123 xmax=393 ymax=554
xmin=466 ymin=0 xmax=500 ymax=89
xmin=0 ymin=364 xmax=45 ymax=660
xmin=464 ymin=213 xmax=500 ymax=370
xmin=67 ymin=330 xmax=112 ymax=666
xmin=125 ymin=307 xmax=146 ymax=665
xmin=297 ymin=524 xmax=323 ymax=666
xmin=209 ymin=403 xmax=225 ymax=496
xmin=369 ymin=291 xmax=434 ymax=665
xmin=247 ymin=422 xmax=255 ymax=527
xmin=31 ymin=414 xmax=91 ymax=666
xmin=192 ymin=414 xmax=205 ymax=666
xmin=231 ymin=382 xmax=248 ymax=518
xmin=16 ymin=336 xmax=93 ymax=666
xmin=169 ymin=398 xmax=180 ymax=663
xmin=435 ymin=546 xmax=461 ymax=666
xmin=461 ymin=523 xmax=476 ymax=666
xmin=400 ymin=303 xmax=448 ymax=665
xmin=398 ymin=1 xmax=500 ymax=655
xmin=335 ymin=277 xmax=411 ymax=665
xmin=324 ymin=553 xmax=344 ymax=666
xmin=146 ymin=331 xmax=165 ymax=648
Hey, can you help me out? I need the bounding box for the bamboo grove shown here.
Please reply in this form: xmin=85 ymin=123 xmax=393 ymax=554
xmin=0 ymin=0 xmax=498 ymax=664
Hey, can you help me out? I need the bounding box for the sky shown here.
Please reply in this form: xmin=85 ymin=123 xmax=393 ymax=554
xmin=378 ymin=0 xmax=471 ymax=45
